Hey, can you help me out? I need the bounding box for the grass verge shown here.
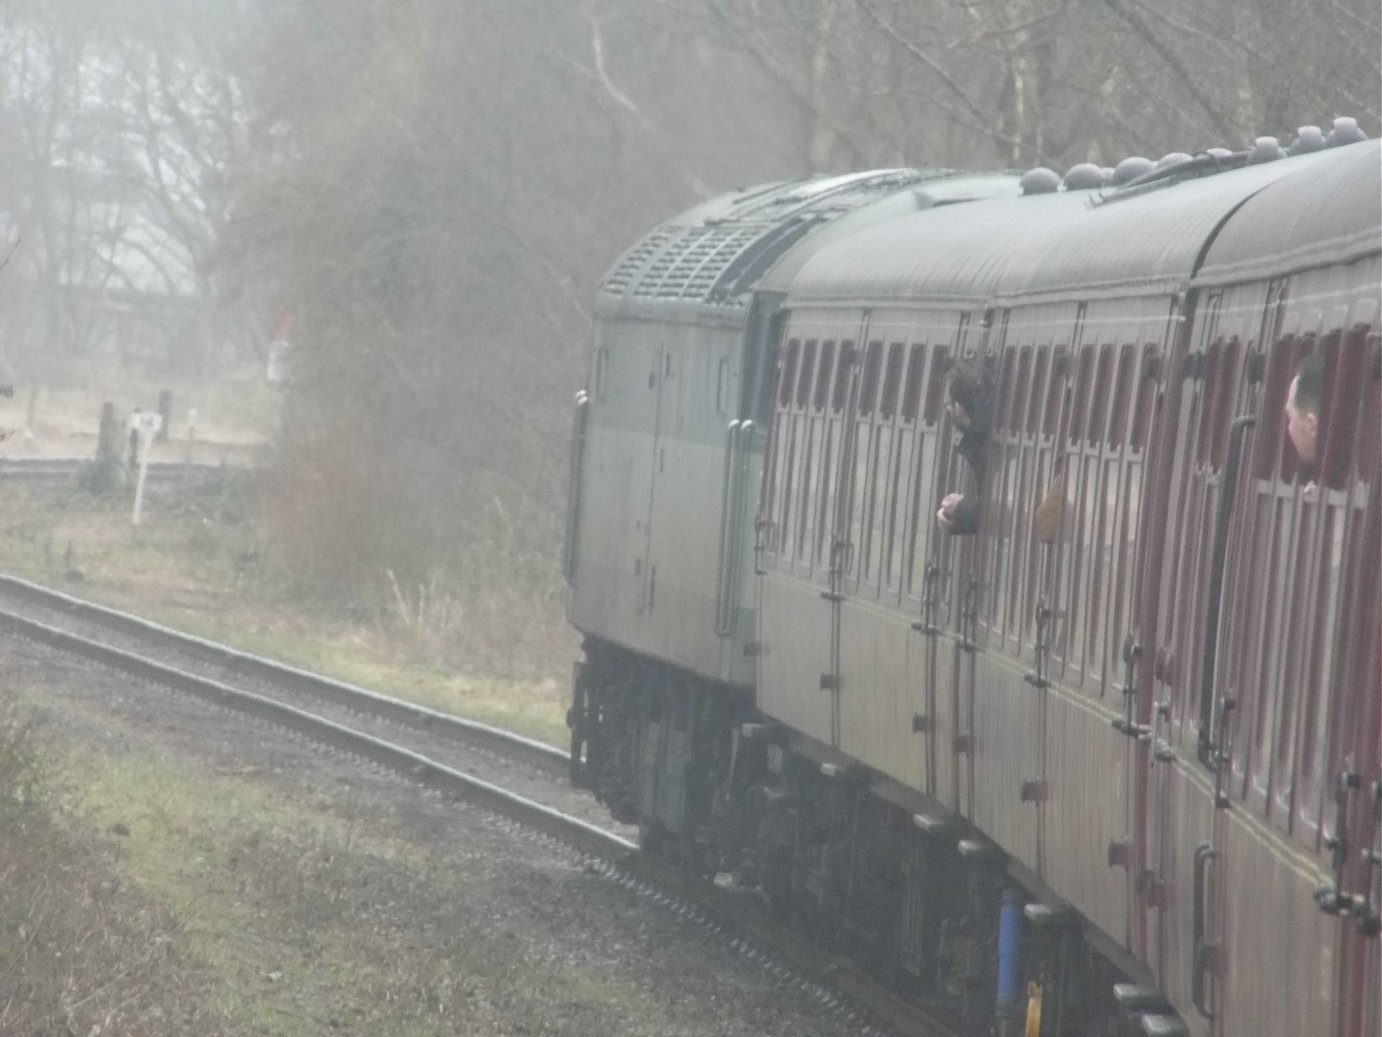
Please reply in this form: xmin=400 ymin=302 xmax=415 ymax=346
xmin=0 ymin=477 xmax=576 ymax=747
xmin=0 ymin=686 xmax=631 ymax=1035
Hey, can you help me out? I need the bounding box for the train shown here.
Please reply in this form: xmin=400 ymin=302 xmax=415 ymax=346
xmin=562 ymin=127 xmax=1381 ymax=1036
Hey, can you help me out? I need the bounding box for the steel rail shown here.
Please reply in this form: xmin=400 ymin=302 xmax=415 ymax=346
xmin=0 ymin=605 xmax=627 ymax=860
xmin=0 ymin=574 xmax=569 ymax=778
xmin=0 ymin=458 xmax=238 ymax=483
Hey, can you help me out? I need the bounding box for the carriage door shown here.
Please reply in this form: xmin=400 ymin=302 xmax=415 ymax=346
xmin=947 ymin=312 xmax=993 ymax=817
xmin=641 ymin=340 xmax=677 ymax=616
xmin=821 ymin=322 xmax=871 ymax=748
xmin=1140 ymin=290 xmax=1229 ymax=1025
xmin=1327 ymin=327 xmax=1380 ymax=1037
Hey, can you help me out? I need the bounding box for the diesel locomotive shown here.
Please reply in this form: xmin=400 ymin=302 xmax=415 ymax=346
xmin=563 ymin=132 xmax=1381 ymax=1036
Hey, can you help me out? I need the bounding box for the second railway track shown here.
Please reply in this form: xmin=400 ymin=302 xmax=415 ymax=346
xmin=0 ymin=574 xmax=959 ymax=1037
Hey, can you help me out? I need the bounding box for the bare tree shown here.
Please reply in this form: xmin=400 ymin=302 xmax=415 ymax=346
xmin=0 ymin=0 xmax=255 ymax=387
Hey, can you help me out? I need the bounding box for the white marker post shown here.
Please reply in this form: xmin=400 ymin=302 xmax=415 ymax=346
xmin=129 ymin=410 xmax=163 ymax=526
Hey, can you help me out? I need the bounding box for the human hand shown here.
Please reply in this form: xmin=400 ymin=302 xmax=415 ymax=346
xmin=936 ymin=493 xmax=964 ymax=531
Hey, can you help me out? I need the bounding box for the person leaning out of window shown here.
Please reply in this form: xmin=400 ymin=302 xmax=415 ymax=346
xmin=936 ymin=357 xmax=995 ymax=535
xmin=1284 ymin=351 xmax=1325 ymax=469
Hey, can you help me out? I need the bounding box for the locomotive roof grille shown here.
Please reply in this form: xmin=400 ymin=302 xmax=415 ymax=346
xmin=600 ymin=168 xmax=1010 ymax=305
xmin=630 ymin=225 xmax=763 ymax=301
xmin=603 ymin=229 xmax=676 ymax=294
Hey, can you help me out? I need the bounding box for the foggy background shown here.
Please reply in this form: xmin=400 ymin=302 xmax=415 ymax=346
xmin=1 ymin=0 xmax=1377 ymax=672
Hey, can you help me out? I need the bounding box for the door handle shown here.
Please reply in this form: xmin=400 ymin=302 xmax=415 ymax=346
xmin=1192 ymin=841 xmax=1217 ymax=1019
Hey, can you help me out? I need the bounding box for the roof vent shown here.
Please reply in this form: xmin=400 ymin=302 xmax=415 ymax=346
xmin=1063 ymin=163 xmax=1104 ymax=190
xmin=1112 ymin=156 xmax=1154 ymax=185
xmin=1155 ymin=152 xmax=1193 ymax=169
xmin=1019 ymin=167 xmax=1061 ymax=195
xmin=1289 ymin=126 xmax=1326 ymax=155
xmin=1326 ymin=116 xmax=1367 ymax=147
xmin=1247 ymin=136 xmax=1285 ymax=164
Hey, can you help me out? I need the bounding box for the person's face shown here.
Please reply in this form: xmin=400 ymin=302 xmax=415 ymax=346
xmin=1285 ymin=376 xmax=1318 ymax=463
xmin=950 ymin=399 xmax=971 ymax=431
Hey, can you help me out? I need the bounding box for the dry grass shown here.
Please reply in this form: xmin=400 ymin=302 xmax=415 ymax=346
xmin=0 ymin=696 xmax=221 ymax=1036
xmin=0 ymin=475 xmax=577 ymax=747
xmin=0 ymin=688 xmax=608 ymax=1036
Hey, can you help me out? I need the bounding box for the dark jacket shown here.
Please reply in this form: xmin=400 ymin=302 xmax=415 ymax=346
xmin=948 ymin=423 xmax=987 ymax=534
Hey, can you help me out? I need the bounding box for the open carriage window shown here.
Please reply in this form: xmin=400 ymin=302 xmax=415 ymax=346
xmin=1252 ymin=334 xmax=1308 ymax=480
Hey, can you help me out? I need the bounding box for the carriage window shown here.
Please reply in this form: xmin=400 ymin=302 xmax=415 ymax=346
xmin=1069 ymin=345 xmax=1095 ymax=442
xmin=901 ymin=344 xmax=926 ymax=422
xmin=1129 ymin=345 xmax=1157 ymax=450
xmin=922 ymin=347 xmax=951 ymax=423
xmin=1318 ymin=328 xmax=1370 ymax=488
xmin=1042 ymin=347 xmax=1067 ymax=437
xmin=994 ymin=349 xmax=1017 ymax=433
xmin=859 ymin=341 xmax=884 ymax=416
xmin=832 ymin=343 xmax=855 ymax=412
xmin=1027 ymin=347 xmax=1049 ymax=435
xmin=1194 ymin=339 xmax=1222 ymax=466
xmin=814 ymin=342 xmax=836 ymax=410
xmin=1208 ymin=338 xmax=1242 ymax=467
xmin=1009 ymin=348 xmax=1032 ymax=433
xmin=1252 ymin=335 xmax=1305 ymax=480
xmin=880 ymin=343 xmax=905 ymax=419
xmin=779 ymin=340 xmax=800 ymax=407
xmin=1106 ymin=345 xmax=1136 ymax=446
xmin=1352 ymin=334 xmax=1381 ymax=478
xmin=1279 ymin=334 xmax=1318 ymax=483
xmin=796 ymin=340 xmax=817 ymax=408
xmin=1086 ymin=344 xmax=1114 ymax=442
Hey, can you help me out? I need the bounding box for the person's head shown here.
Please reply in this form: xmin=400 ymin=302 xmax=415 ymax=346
xmin=948 ymin=357 xmax=992 ymax=433
xmin=1285 ymin=353 xmax=1325 ymax=464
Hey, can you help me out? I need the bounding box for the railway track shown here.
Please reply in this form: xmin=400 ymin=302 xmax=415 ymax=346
xmin=0 ymin=575 xmax=959 ymax=1037
xmin=0 ymin=456 xmax=234 ymax=483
